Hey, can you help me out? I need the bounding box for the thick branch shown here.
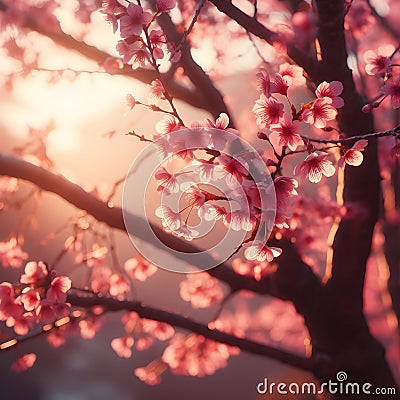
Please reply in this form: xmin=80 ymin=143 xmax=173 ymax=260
xmin=63 ymin=291 xmax=314 ymax=371
xmin=0 ymin=153 xmax=305 ymax=298
xmin=0 ymin=1 xmax=219 ymax=115
xmin=208 ymin=0 xmax=317 ymax=77
xmin=315 ymin=0 xmax=380 ymax=317
xmin=156 ymin=9 xmax=233 ymax=122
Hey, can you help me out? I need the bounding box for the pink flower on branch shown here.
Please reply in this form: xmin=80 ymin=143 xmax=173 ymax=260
xmin=111 ymin=336 xmax=134 ymax=358
xmin=120 ymin=4 xmax=152 ymax=38
xmin=156 ymin=0 xmax=176 ymax=13
xmin=253 ymin=95 xmax=284 ymax=127
xmin=180 ymin=272 xmax=224 ymax=309
xmin=124 ymin=257 xmax=157 ymax=282
xmin=162 ymin=333 xmax=233 ymax=377
xmin=363 ymin=45 xmax=393 ymax=76
xmin=381 ymin=78 xmax=400 ymax=109
xmin=155 ymin=167 xmax=180 ymax=194
xmin=269 ymin=113 xmax=303 ymax=151
xmin=46 ymin=276 xmax=72 ymax=303
xmin=11 ymin=353 xmax=36 ymax=373
xmin=279 ymin=63 xmax=305 ymax=86
xmin=338 ymin=140 xmax=368 ymax=168
xmin=0 ymin=237 xmax=28 ymax=269
xmin=244 ymin=241 xmax=282 ymax=262
xmin=315 ymin=81 xmax=344 ymax=108
xmin=20 ymin=261 xmax=48 ymax=284
xmin=302 ymin=97 xmax=337 ymax=129
xmin=294 ymin=151 xmax=336 ymax=183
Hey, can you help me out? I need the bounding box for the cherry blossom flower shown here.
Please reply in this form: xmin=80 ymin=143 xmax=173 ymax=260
xmin=269 ymin=113 xmax=303 ymax=151
xmin=253 ymin=95 xmax=284 ymax=126
xmin=294 ymin=151 xmax=336 ymax=183
xmin=0 ymin=237 xmax=28 ymax=268
xmin=18 ymin=288 xmax=40 ymax=311
xmin=180 ymin=273 xmax=224 ymax=308
xmin=218 ymin=154 xmax=249 ymax=185
xmin=338 ymin=140 xmax=368 ymax=168
xmin=155 ymin=167 xmax=180 ymax=194
xmin=149 ymin=29 xmax=166 ymax=59
xmin=0 ymin=283 xmax=23 ymax=321
xmin=116 ymin=40 xmax=137 ymax=64
xmin=193 ymin=161 xmax=225 ymax=183
xmin=142 ymin=319 xmax=175 ymax=341
xmin=315 ymin=81 xmax=344 ymax=108
xmin=157 ymin=0 xmax=176 ymax=13
xmin=302 ymin=97 xmax=337 ymax=128
xmin=345 ymin=1 xmax=374 ymax=37
xmin=223 ymin=210 xmax=254 ymax=232
xmin=135 ymin=335 xmax=154 ymax=351
xmin=135 ymin=362 xmax=164 ymax=385
xmin=116 ymin=40 xmax=149 ymax=68
xmin=148 ymin=79 xmax=165 ymax=103
xmin=35 ymin=299 xmax=56 ymax=323
xmin=20 ymin=261 xmax=48 ymax=284
xmin=185 ymin=185 xmax=206 ymax=208
xmin=364 ymin=46 xmax=393 ymax=76
xmin=11 ymin=353 xmax=36 ymax=372
xmin=381 ymin=78 xmax=400 ymax=109
xmin=291 ymin=10 xmax=317 ymax=45
xmin=47 ymin=329 xmax=67 ymax=348
xmin=244 ymin=241 xmax=282 ymax=262
xmin=109 ymin=274 xmax=130 ymax=296
xmin=162 ymin=333 xmax=232 ymax=377
xmin=124 ymin=257 xmax=157 ymax=281
xmin=270 ymin=74 xmax=289 ymax=96
xmin=79 ymin=318 xmax=103 ymax=339
xmin=198 ymin=204 xmax=226 ymax=221
xmin=46 ymin=276 xmax=72 ymax=303
xmin=155 ymin=205 xmax=182 ymax=232
xmin=101 ymin=1 xmax=125 ymax=33
xmin=279 ymin=63 xmax=305 ymax=86
xmin=8 ymin=312 xmax=34 ymax=335
xmin=173 ymin=223 xmax=199 ymax=241
xmin=128 ymin=42 xmax=150 ymax=69
xmin=274 ymin=176 xmax=298 ymax=205
xmin=120 ymin=4 xmax=152 ymax=38
xmin=256 ymin=68 xmax=271 ymax=97
xmin=111 ymin=336 xmax=134 ymax=358
xmin=125 ymin=94 xmax=136 ymax=111
xmin=90 ymin=265 xmax=112 ymax=293
xmin=155 ymin=115 xmax=181 ymax=135
xmin=204 ymin=113 xmax=239 ymax=137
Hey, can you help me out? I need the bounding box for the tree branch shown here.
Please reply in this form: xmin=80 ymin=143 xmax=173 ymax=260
xmin=0 ymin=1 xmax=219 ymax=116
xmin=66 ymin=291 xmax=314 ymax=371
xmin=0 ymin=153 xmax=307 ymax=299
xmin=156 ymin=9 xmax=234 ymax=122
xmin=208 ymin=0 xmax=317 ymax=77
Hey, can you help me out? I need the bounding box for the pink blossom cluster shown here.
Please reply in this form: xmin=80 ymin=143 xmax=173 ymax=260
xmin=151 ymin=113 xmax=297 ymax=263
xmin=252 ymin=66 xmax=370 ymax=184
xmin=110 ymin=311 xmax=175 ymax=359
xmin=362 ymin=45 xmax=400 ymax=110
xmin=161 ymin=333 xmax=235 ymax=377
xmin=0 ymin=261 xmax=71 ymax=336
xmin=0 ymin=237 xmax=28 ymax=269
xmin=101 ymin=0 xmax=178 ymax=70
